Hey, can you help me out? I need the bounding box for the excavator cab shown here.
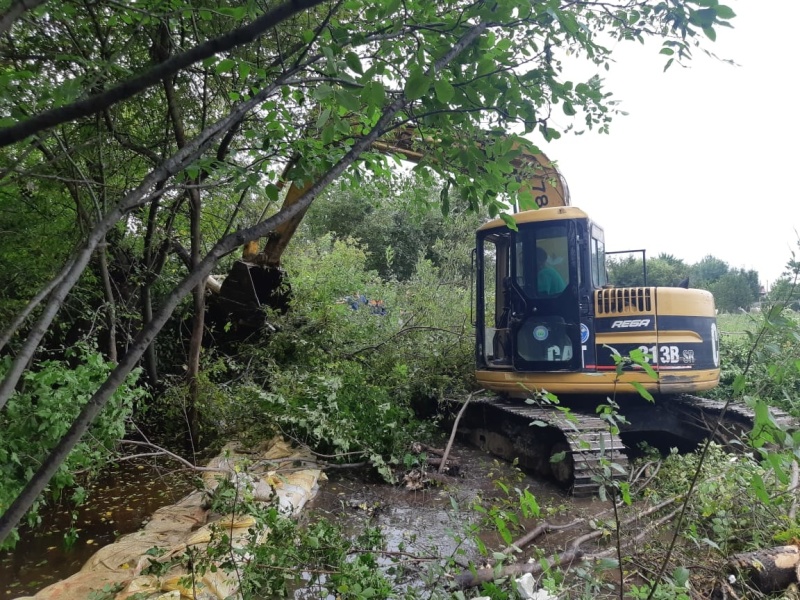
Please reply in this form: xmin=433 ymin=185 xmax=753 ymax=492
xmin=476 ymin=207 xmax=592 ymax=375
xmin=474 ymin=206 xmax=720 ymax=397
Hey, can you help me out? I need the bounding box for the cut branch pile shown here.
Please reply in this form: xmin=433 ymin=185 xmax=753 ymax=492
xmin=452 ymin=494 xmax=681 ymax=589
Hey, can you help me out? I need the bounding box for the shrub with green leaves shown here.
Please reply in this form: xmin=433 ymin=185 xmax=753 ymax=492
xmin=644 ymin=444 xmax=791 ymax=555
xmin=713 ymin=308 xmax=800 ymax=415
xmin=212 ymin=235 xmax=473 ymax=479
xmin=0 ymin=348 xmax=146 ymax=547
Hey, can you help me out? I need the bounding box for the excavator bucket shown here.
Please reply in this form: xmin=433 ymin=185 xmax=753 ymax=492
xmin=214 ymin=262 xmax=291 ymax=333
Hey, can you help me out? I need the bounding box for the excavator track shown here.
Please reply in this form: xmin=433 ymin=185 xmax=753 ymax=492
xmin=446 ymin=394 xmax=797 ymax=499
xmin=447 ymin=395 xmax=629 ymax=498
xmin=669 ymin=394 xmax=797 ymax=444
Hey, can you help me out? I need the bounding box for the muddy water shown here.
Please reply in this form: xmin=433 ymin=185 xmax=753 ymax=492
xmin=1 ymin=440 xmax=600 ymax=599
xmin=0 ymin=460 xmax=195 ymax=599
xmin=297 ymin=440 xmax=591 ymax=598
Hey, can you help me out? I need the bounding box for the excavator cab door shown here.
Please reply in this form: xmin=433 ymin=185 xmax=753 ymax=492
xmin=476 ymin=218 xmax=583 ymax=372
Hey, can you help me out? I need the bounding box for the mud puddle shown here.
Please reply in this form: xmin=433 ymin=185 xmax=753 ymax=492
xmin=296 ymin=439 xmax=603 ymax=597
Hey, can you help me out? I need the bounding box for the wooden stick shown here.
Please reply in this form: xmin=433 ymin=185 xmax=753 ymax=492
xmin=503 ymin=518 xmax=584 ymax=555
xmin=440 ymin=390 xmax=480 ymax=474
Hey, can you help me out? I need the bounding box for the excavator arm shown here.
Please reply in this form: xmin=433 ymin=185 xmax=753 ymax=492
xmin=214 ymin=128 xmax=569 ymax=332
xmin=244 ymin=129 xmax=569 ymax=267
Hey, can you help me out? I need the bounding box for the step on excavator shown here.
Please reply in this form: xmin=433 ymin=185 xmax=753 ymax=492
xmin=213 ymin=129 xmax=794 ymax=496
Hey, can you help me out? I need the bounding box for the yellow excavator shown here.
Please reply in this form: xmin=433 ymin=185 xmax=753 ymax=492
xmin=216 ymin=130 xmax=780 ymax=495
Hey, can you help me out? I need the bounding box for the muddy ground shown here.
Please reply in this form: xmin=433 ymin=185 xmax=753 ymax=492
xmin=3 ymin=438 xmax=718 ymax=599
xmin=297 ymin=439 xmax=616 ymax=597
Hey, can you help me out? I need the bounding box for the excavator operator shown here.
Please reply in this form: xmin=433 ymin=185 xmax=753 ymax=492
xmin=536 ymin=247 xmax=566 ymax=295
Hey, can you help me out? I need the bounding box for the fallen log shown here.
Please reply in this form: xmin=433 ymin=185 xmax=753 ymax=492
xmin=502 ymin=518 xmax=584 ymax=555
xmin=728 ymin=544 xmax=800 ymax=593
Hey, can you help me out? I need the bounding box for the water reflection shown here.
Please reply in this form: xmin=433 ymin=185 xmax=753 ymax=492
xmin=0 ymin=460 xmax=195 ymax=598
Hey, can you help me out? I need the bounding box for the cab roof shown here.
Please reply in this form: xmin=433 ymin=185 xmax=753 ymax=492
xmin=478 ymin=206 xmax=591 ymax=231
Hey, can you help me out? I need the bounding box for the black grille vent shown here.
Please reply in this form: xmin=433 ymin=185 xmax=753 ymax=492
xmin=595 ymin=287 xmax=653 ymax=314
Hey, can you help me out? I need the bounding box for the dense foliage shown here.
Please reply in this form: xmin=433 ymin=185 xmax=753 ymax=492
xmin=0 ymin=351 xmax=145 ymax=547
xmin=195 ymin=231 xmax=474 ymax=478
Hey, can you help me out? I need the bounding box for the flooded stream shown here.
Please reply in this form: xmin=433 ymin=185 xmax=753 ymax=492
xmin=0 ymin=460 xmax=195 ymax=599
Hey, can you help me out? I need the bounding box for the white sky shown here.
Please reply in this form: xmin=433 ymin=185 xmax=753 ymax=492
xmin=547 ymin=0 xmax=799 ymax=289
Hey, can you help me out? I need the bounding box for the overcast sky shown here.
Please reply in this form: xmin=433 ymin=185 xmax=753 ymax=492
xmin=547 ymin=0 xmax=798 ymax=288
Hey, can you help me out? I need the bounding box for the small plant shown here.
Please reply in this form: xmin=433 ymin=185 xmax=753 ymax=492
xmin=87 ymin=582 xmax=126 ymax=600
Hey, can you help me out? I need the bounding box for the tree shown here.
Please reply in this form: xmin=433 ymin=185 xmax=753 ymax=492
xmin=710 ymin=270 xmax=758 ymax=313
xmin=304 ymin=175 xmax=481 ymax=280
xmin=767 ymin=277 xmax=800 ymax=311
xmin=0 ymin=0 xmax=737 ymax=544
xmin=692 ymin=254 xmax=730 ymax=287
xmin=607 ymin=253 xmax=689 ymax=287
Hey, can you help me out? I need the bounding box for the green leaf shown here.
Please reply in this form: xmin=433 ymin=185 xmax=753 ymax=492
xmin=361 ymin=81 xmax=386 ymax=107
xmin=673 ymin=566 xmax=691 ymax=587
xmin=562 ymin=101 xmax=576 ymax=116
xmin=691 ymin=8 xmax=718 ymax=27
xmin=630 ymin=381 xmax=654 ymax=402
xmin=499 ymin=213 xmax=518 ymax=231
xmin=749 ymin=472 xmax=770 ymax=503
xmin=265 ymin=184 xmax=280 ymax=202
xmin=345 ymin=52 xmax=363 ymax=74
xmin=404 ymin=68 xmax=432 ymax=101
xmin=476 ymin=536 xmax=487 ymax=556
xmin=597 ymin=558 xmax=619 ymax=570
xmin=312 ymin=83 xmax=334 ymax=101
xmin=703 ymin=26 xmax=717 ymax=41
xmin=550 ymin=451 xmax=566 ymax=463
xmin=221 ymin=6 xmax=247 ymax=19
xmin=216 ymin=58 xmax=236 ymax=74
xmin=618 ymin=482 xmax=632 ymax=505
xmin=701 ymin=537 xmax=720 ymax=551
xmin=337 ymin=89 xmax=361 ymax=112
xmin=316 ymin=107 xmax=331 ymax=130
xmin=321 ymin=123 xmax=335 ymax=145
xmin=715 ymin=5 xmax=736 ymax=19
xmin=767 ymin=452 xmax=789 ymax=484
xmin=433 ymin=78 xmax=455 ymax=103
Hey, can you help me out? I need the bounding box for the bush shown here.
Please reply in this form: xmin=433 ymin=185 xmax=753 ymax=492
xmin=0 ymin=348 xmax=146 ymax=547
xmin=712 ymin=309 xmax=800 ymax=415
xmin=208 ymin=236 xmax=473 ymax=479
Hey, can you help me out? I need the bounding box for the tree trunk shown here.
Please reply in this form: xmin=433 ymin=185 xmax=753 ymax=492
xmin=140 ymin=283 xmax=159 ymax=385
xmin=158 ymin=30 xmax=204 ymax=450
xmin=97 ymin=237 xmax=117 ymax=362
xmin=186 ymin=189 xmax=204 ymax=451
xmin=728 ymin=545 xmax=800 ymax=593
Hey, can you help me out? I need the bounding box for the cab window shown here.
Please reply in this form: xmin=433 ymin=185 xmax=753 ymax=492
xmin=590 ymin=230 xmax=607 ymax=288
xmin=514 ymin=223 xmax=570 ymax=298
